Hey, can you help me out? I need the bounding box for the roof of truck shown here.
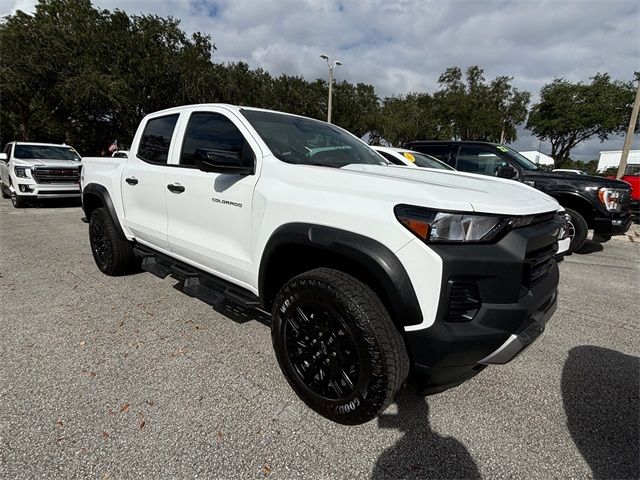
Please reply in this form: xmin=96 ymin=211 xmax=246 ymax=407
xmin=146 ymin=103 xmax=314 ymax=121
xmin=12 ymin=141 xmax=72 ymax=147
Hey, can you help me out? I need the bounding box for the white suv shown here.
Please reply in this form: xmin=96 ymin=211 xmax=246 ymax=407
xmin=81 ymin=104 xmax=564 ymax=425
xmin=0 ymin=142 xmax=82 ymax=208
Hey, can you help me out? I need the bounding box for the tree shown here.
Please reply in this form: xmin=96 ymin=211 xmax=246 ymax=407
xmin=0 ymin=0 xmax=216 ymax=154
xmin=527 ymin=74 xmax=637 ymax=167
xmin=331 ymin=82 xmax=380 ymax=138
xmin=371 ymin=93 xmax=438 ymax=146
xmin=434 ymin=66 xmax=530 ymax=142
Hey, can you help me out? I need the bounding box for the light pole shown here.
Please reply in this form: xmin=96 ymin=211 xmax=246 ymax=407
xmin=320 ymin=54 xmax=342 ymax=123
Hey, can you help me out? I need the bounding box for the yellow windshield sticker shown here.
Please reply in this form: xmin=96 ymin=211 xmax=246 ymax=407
xmin=403 ymin=152 xmax=416 ymax=163
xmin=496 ymin=145 xmax=509 ymax=152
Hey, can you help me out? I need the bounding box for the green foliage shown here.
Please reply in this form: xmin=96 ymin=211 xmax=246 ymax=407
xmin=372 ymin=66 xmax=530 ymax=146
xmin=527 ymin=74 xmax=637 ymax=167
xmin=434 ymin=66 xmax=530 ymax=143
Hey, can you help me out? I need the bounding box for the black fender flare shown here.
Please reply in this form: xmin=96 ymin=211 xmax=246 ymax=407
xmin=82 ymin=183 xmax=126 ymax=238
xmin=258 ymin=223 xmax=423 ymax=327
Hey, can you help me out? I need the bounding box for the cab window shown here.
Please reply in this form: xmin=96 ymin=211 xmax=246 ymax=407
xmin=455 ymin=145 xmax=509 ymax=176
xmin=137 ymin=114 xmax=179 ymax=164
xmin=411 ymin=144 xmax=449 ymax=162
xmin=180 ymin=112 xmax=247 ymax=167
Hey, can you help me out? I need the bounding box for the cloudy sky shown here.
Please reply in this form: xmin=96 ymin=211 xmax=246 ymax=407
xmin=2 ymin=0 xmax=639 ymax=159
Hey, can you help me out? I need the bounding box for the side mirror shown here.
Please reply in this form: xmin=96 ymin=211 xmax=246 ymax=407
xmin=496 ymin=164 xmax=517 ymax=179
xmin=0 ymin=153 xmax=7 ymax=162
xmin=194 ymin=143 xmax=255 ymax=175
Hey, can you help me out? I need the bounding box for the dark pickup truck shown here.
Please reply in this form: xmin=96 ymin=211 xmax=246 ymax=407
xmin=404 ymin=141 xmax=632 ymax=253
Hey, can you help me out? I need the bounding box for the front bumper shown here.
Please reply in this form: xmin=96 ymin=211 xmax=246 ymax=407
xmin=592 ymin=210 xmax=632 ymax=235
xmin=12 ymin=179 xmax=80 ymax=199
xmin=405 ymin=215 xmax=562 ymax=394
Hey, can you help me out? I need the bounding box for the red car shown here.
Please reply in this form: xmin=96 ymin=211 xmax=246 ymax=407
xmin=609 ymin=164 xmax=639 ymax=215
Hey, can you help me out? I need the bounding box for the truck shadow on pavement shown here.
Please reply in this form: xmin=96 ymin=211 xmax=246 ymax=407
xmin=371 ymin=388 xmax=481 ymax=480
xmin=562 ymin=345 xmax=640 ymax=479
xmin=574 ymin=239 xmax=604 ymax=255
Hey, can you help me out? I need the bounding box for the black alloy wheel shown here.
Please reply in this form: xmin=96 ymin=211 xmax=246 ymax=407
xmin=90 ymin=217 xmax=111 ymax=270
xmin=284 ymin=303 xmax=361 ymax=401
xmin=271 ymin=268 xmax=409 ymax=425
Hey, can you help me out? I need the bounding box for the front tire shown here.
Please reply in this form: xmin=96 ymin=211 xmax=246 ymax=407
xmin=88 ymin=207 xmax=137 ymax=276
xmin=271 ymin=268 xmax=409 ymax=425
xmin=564 ymin=208 xmax=588 ymax=253
xmin=11 ymin=192 xmax=27 ymax=208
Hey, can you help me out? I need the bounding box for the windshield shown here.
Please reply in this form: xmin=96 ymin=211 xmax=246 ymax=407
xmin=241 ymin=110 xmax=389 ymax=168
xmin=14 ymin=145 xmax=80 ymax=161
xmin=495 ymin=145 xmax=539 ymax=170
xmin=400 ymin=151 xmax=453 ymax=170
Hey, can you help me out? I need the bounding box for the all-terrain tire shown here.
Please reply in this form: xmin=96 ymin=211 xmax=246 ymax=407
xmin=565 ymin=208 xmax=588 ymax=253
xmin=271 ymin=268 xmax=409 ymax=425
xmin=89 ymin=207 xmax=137 ymax=276
xmin=11 ymin=192 xmax=27 ymax=208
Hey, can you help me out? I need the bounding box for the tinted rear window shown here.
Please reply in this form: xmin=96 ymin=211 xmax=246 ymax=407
xmin=409 ymin=144 xmax=449 ymax=162
xmin=138 ymin=114 xmax=179 ymax=164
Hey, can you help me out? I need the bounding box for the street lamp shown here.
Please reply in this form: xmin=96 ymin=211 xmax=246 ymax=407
xmin=320 ymin=54 xmax=342 ymax=123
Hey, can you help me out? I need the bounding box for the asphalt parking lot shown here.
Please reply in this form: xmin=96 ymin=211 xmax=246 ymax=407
xmin=0 ymin=199 xmax=638 ymax=480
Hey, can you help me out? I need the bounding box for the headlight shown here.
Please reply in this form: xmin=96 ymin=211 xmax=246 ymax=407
xmin=597 ymin=188 xmax=622 ymax=212
xmin=394 ymin=205 xmax=510 ymax=243
xmin=14 ymin=166 xmax=29 ymax=178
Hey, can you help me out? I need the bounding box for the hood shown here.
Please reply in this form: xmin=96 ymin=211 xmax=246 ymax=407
xmin=524 ymin=170 xmax=631 ymax=190
xmin=338 ymin=164 xmax=559 ymax=215
xmin=13 ymin=158 xmax=81 ymax=168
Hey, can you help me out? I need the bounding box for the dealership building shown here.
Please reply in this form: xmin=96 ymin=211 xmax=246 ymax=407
xmin=520 ymin=151 xmax=554 ymax=166
xmin=597 ymin=150 xmax=640 ymax=172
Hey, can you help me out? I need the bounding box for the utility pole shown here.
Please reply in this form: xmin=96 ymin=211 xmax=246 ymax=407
xmin=617 ymin=80 xmax=640 ymax=179
xmin=320 ymin=54 xmax=342 ymax=124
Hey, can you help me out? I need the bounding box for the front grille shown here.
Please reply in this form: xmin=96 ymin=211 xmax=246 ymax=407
xmin=32 ymin=168 xmax=80 ymax=184
xmin=529 ymin=211 xmax=558 ymax=226
xmin=447 ymin=281 xmax=481 ymax=322
xmin=523 ymin=244 xmax=557 ymax=288
xmin=38 ymin=190 xmax=80 ymax=195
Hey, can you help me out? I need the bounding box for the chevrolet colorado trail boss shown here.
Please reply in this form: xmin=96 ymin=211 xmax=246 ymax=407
xmin=81 ymin=104 xmax=564 ymax=425
xmin=404 ymin=141 xmax=632 ymax=253
xmin=0 ymin=142 xmax=82 ymax=208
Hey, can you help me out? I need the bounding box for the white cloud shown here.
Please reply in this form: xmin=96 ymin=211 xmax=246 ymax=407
xmin=2 ymin=0 xmax=638 ymax=157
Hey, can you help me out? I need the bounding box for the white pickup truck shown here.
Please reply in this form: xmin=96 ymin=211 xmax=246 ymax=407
xmin=0 ymin=142 xmax=82 ymax=207
xmin=81 ymin=104 xmax=564 ymax=425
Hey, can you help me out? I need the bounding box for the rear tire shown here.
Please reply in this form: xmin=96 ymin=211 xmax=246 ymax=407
xmin=565 ymin=208 xmax=588 ymax=253
xmin=88 ymin=207 xmax=137 ymax=276
xmin=271 ymin=268 xmax=409 ymax=425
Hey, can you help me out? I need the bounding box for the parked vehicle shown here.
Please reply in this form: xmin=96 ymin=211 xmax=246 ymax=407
xmin=372 ymin=146 xmax=454 ymax=170
xmin=607 ymin=164 xmax=639 ymax=214
xmin=405 ymin=141 xmax=632 ymax=252
xmin=82 ymin=104 xmax=564 ymax=425
xmin=0 ymin=142 xmax=82 ymax=208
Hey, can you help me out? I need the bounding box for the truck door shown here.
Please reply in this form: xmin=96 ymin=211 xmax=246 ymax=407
xmin=164 ymin=109 xmax=261 ymax=288
xmin=121 ymin=114 xmax=179 ymax=252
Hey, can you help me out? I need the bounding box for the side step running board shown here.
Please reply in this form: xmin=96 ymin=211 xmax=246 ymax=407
xmin=132 ymin=244 xmax=260 ymax=309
